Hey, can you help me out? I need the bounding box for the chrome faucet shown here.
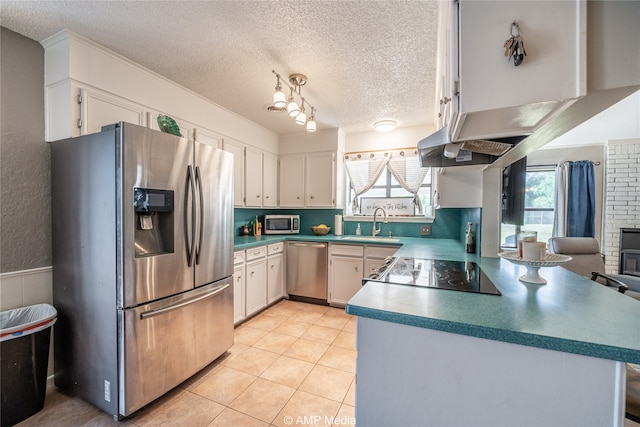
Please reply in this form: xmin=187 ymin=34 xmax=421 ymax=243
xmin=372 ymin=207 xmax=387 ymax=236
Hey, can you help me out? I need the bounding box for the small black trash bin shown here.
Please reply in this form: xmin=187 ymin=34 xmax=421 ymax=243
xmin=1 ymin=303 xmax=57 ymax=427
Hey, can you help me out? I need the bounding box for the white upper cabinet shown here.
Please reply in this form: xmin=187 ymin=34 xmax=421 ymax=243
xmin=193 ymin=127 xmax=222 ymax=150
xmin=79 ymin=87 xmax=147 ymax=135
xmin=223 ymin=138 xmax=245 ymax=207
xmin=224 ymin=139 xmax=277 ymax=208
xmin=305 ymin=152 xmax=336 ymax=207
xmin=433 ymin=165 xmax=484 ymax=208
xmin=279 ymin=156 xmax=305 ymax=207
xmin=244 ymin=146 xmax=263 ymax=207
xmin=441 ymin=0 xmax=586 ymax=141
xmin=262 ymin=152 xmax=278 ymax=208
xmin=279 ymin=152 xmax=337 ymax=208
xmin=434 ymin=0 xmax=458 ymax=130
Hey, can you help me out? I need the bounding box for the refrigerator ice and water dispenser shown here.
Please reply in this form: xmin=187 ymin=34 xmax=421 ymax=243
xmin=133 ymin=187 xmax=174 ymax=257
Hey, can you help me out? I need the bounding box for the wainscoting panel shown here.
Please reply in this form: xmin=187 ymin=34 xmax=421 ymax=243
xmin=0 ymin=266 xmax=53 ymax=311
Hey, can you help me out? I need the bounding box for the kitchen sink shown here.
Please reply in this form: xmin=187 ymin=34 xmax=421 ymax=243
xmin=340 ymin=236 xmax=401 ymax=243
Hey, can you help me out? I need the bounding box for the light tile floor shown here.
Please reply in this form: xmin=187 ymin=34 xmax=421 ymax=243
xmin=16 ymin=300 xmax=356 ymax=427
xmin=14 ymin=298 xmax=640 ymax=427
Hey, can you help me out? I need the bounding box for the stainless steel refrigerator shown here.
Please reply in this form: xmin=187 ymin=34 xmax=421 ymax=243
xmin=51 ymin=122 xmax=234 ymax=418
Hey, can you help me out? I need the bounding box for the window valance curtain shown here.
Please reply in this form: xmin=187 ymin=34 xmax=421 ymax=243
xmin=344 ymin=149 xmax=428 ymax=214
xmin=387 ymin=151 xmax=429 ymax=214
xmin=344 ymin=152 xmax=389 ymax=213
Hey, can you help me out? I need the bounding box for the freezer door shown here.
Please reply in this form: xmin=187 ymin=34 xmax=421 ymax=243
xmin=120 ymin=123 xmax=193 ymax=308
xmin=119 ymin=277 xmax=233 ymax=416
xmin=194 ymin=143 xmax=234 ymax=286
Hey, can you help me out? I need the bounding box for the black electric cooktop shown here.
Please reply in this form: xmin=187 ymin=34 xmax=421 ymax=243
xmin=367 ymin=257 xmax=501 ymax=296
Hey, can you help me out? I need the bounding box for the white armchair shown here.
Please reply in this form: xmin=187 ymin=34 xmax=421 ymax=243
xmin=547 ymin=237 xmax=640 ymax=300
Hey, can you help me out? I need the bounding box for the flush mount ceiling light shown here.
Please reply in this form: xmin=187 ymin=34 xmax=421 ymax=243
xmin=374 ymin=120 xmax=397 ymax=132
xmin=271 ymin=70 xmax=317 ymax=132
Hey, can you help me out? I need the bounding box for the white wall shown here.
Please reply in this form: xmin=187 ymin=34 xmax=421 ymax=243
xmin=345 ymin=125 xmax=433 ymax=153
xmin=279 ymin=128 xmax=344 ymax=154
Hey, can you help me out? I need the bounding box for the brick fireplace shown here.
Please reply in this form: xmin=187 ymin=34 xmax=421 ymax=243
xmin=619 ymin=228 xmax=640 ymax=276
xmin=604 ymin=139 xmax=640 ymax=274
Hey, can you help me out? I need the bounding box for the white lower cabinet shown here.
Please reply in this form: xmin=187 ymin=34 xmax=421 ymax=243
xmin=234 ymin=242 xmax=284 ymax=324
xmin=329 ymin=244 xmax=400 ymax=307
xmin=328 ymin=244 xmax=365 ymax=307
xmin=236 ymin=241 xmax=398 ymax=318
xmin=233 ymin=250 xmax=246 ymax=325
xmin=267 ymin=242 xmax=285 ymax=305
xmin=245 ymin=246 xmax=267 ymax=317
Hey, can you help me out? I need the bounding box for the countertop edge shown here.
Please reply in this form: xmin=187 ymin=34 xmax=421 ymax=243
xmin=234 ymin=234 xmax=412 ymax=251
xmin=345 ymin=304 xmax=640 ymax=364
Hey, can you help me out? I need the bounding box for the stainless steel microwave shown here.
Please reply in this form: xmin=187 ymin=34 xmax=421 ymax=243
xmin=264 ymin=215 xmax=300 ymax=234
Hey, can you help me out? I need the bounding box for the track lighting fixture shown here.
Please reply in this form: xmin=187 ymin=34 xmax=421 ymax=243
xmin=272 ymin=75 xmax=286 ymax=108
xmin=287 ymin=87 xmax=300 ymax=117
xmin=306 ymin=107 xmax=317 ymax=132
xmin=296 ymin=100 xmax=307 ymax=125
xmin=271 ymin=70 xmax=317 ymax=132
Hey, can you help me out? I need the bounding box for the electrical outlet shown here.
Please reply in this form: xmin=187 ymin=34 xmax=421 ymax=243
xmin=420 ymin=225 xmax=431 ymax=236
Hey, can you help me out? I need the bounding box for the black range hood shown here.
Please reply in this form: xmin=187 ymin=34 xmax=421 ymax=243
xmin=418 ymin=127 xmax=528 ymax=168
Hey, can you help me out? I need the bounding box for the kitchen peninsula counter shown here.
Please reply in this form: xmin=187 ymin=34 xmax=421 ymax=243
xmin=344 ymin=240 xmax=640 ymax=426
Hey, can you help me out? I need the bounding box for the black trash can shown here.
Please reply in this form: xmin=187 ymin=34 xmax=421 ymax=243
xmin=1 ymin=303 xmax=57 ymax=427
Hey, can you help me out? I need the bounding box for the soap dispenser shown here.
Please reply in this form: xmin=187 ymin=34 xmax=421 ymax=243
xmin=465 ymin=222 xmax=476 ymax=253
xmin=356 ymin=223 xmax=361 ymax=236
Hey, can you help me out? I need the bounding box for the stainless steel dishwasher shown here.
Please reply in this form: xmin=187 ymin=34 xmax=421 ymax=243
xmin=286 ymin=241 xmax=328 ymax=303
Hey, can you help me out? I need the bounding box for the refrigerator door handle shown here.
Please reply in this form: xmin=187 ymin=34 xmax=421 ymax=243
xmin=184 ymin=165 xmax=196 ymax=266
xmin=139 ymin=283 xmax=230 ymax=320
xmin=194 ymin=166 xmax=204 ymax=265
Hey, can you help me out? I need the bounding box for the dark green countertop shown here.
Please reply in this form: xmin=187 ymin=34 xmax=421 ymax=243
xmin=346 ymin=241 xmax=640 ymax=364
xmin=235 ymin=234 xmax=640 ymax=363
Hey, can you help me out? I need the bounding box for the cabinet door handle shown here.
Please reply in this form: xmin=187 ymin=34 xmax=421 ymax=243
xmin=355 ymin=266 xmax=359 ymax=272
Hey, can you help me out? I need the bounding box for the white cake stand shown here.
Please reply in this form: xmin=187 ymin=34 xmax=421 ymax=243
xmin=498 ymin=251 xmax=572 ymax=284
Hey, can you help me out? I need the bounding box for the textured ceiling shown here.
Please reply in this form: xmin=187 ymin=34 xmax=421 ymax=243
xmin=1 ymin=0 xmax=440 ymax=135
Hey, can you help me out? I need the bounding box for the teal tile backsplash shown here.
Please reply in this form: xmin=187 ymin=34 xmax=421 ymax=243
xmin=234 ymin=207 xmax=481 ymax=248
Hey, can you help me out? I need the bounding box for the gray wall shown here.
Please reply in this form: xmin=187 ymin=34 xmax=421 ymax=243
xmin=0 ymin=27 xmax=50 ymax=272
